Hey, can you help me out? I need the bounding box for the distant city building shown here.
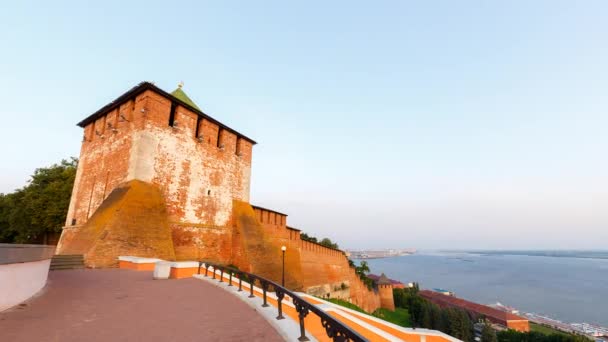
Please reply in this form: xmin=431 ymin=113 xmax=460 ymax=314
xmin=348 ymin=248 xmax=416 ymax=259
xmin=432 ymin=288 xmax=454 ymax=296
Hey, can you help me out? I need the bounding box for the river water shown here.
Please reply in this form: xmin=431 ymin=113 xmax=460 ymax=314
xmin=362 ymin=251 xmax=608 ymax=326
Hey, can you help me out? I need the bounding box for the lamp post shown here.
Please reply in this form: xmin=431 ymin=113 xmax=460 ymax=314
xmin=281 ymin=245 xmax=287 ymax=287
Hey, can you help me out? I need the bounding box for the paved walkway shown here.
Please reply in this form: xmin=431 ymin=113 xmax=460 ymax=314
xmin=0 ymin=269 xmax=284 ymax=342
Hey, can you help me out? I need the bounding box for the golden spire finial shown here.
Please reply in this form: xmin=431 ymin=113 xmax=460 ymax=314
xmin=178 ymin=81 xmax=184 ymax=89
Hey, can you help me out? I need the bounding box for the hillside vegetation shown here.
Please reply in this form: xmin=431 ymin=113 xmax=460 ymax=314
xmin=0 ymin=158 xmax=76 ymax=244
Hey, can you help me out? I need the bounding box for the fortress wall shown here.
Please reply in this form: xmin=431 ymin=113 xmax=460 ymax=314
xmin=242 ymin=206 xmax=304 ymax=289
xmin=253 ymin=206 xmax=287 ymax=229
xmin=231 ymin=201 xmax=304 ymax=289
xmin=244 ymin=205 xmax=381 ymax=311
xmin=301 ymin=240 xmax=350 ymax=290
xmin=347 ymin=268 xmax=382 ymax=313
xmin=253 ymin=206 xmax=290 ymax=245
xmin=252 ymin=206 xmax=299 ymax=253
xmin=300 ymin=240 xmax=381 ymax=312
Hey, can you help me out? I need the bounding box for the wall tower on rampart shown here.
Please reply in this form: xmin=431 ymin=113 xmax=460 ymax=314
xmin=377 ymin=273 xmax=396 ymax=311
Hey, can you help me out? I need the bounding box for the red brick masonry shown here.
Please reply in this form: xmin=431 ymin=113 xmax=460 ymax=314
xmin=0 ymin=269 xmax=283 ymax=342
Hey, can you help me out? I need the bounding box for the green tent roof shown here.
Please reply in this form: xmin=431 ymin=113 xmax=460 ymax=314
xmin=171 ymin=86 xmax=201 ymax=111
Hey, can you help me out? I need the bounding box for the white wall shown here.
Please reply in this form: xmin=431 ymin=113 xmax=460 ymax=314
xmin=0 ymin=259 xmax=51 ymax=312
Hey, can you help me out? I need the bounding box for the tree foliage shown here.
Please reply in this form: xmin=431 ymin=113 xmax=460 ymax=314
xmin=300 ymin=232 xmax=318 ymax=243
xmin=393 ymin=287 xmax=590 ymax=342
xmin=0 ymin=158 xmax=77 ymax=243
xmin=319 ymin=237 xmax=339 ymax=249
xmin=300 ymin=232 xmax=339 ymax=249
xmin=350 ymin=260 xmax=375 ymax=289
xmin=394 ymin=287 xmax=473 ymax=341
xmin=300 ymin=233 xmax=340 ymax=249
xmin=482 ymin=322 xmax=498 ymax=342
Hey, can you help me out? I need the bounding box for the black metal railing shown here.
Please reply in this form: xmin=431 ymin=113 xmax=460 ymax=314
xmin=197 ymin=262 xmax=368 ymax=342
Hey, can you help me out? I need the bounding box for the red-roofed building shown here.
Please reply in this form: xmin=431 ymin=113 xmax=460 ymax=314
xmin=419 ymin=290 xmax=529 ymax=332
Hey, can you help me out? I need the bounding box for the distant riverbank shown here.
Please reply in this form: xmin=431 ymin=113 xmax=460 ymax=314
xmin=446 ymin=250 xmax=608 ymax=260
xmin=360 ymin=251 xmax=608 ymax=326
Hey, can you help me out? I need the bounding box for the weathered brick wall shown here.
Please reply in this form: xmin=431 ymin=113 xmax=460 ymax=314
xmin=64 ymin=98 xmax=138 ymax=227
xmin=300 ymin=240 xmax=381 ymax=312
xmin=58 ymin=180 xmax=175 ymax=267
xmin=134 ymin=91 xmax=252 ymax=227
xmin=231 ymin=201 xmax=304 ymax=290
xmin=60 ymin=89 xmax=253 ymax=261
xmin=170 ymin=222 xmax=233 ymax=263
xmin=301 ymin=240 xmax=348 ymax=290
xmin=347 ymin=269 xmax=382 ymax=313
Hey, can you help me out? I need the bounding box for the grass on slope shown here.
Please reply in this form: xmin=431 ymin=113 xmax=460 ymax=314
xmin=372 ymin=308 xmax=412 ymax=327
xmin=326 ymin=298 xmax=367 ymax=313
xmin=325 ymin=298 xmax=412 ymax=328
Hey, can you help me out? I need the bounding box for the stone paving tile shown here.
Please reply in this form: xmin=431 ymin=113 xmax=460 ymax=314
xmin=0 ymin=269 xmax=284 ymax=342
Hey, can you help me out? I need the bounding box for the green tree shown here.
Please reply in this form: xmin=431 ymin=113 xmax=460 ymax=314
xmin=0 ymin=193 xmax=19 ymax=242
xmin=352 ymin=260 xmax=374 ymax=289
xmin=459 ymin=310 xmax=473 ymax=341
xmin=447 ymin=308 xmax=462 ymax=339
xmin=300 ymin=232 xmax=318 ymax=243
xmin=420 ymin=302 xmax=432 ymax=328
xmin=481 ymin=323 xmax=497 ymax=342
xmin=393 ymin=288 xmax=407 ymax=308
xmin=319 ymin=237 xmax=339 ymax=249
xmin=355 ymin=260 xmax=370 ymax=276
xmin=0 ymin=158 xmax=77 ymax=243
xmin=439 ymin=309 xmax=451 ymax=334
xmin=430 ymin=303 xmax=442 ymax=330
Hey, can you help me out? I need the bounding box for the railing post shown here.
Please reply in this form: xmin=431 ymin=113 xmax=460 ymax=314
xmin=249 ymin=277 xmax=255 ymax=298
xmin=219 ymin=267 xmax=223 ymax=283
xmin=228 ymin=271 xmax=233 ymax=286
xmin=298 ymin=314 xmax=310 ymax=341
xmin=294 ymin=300 xmax=310 ymax=341
xmin=204 ymin=264 xmax=209 ymax=277
xmin=211 ymin=266 xmax=216 ymax=280
xmin=261 ymin=280 xmax=269 ymax=307
xmin=276 ymin=289 xmax=285 ymax=320
xmin=238 ymin=274 xmax=243 ymax=292
xmin=197 ymin=262 xmax=201 ymax=275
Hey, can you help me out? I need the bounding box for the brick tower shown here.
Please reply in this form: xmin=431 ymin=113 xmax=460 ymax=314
xmin=377 ymin=273 xmax=396 ymax=310
xmin=56 ymin=82 xmax=290 ymax=275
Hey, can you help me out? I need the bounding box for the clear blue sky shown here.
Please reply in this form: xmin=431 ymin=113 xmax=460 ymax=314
xmin=1 ymin=1 xmax=606 ymax=249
